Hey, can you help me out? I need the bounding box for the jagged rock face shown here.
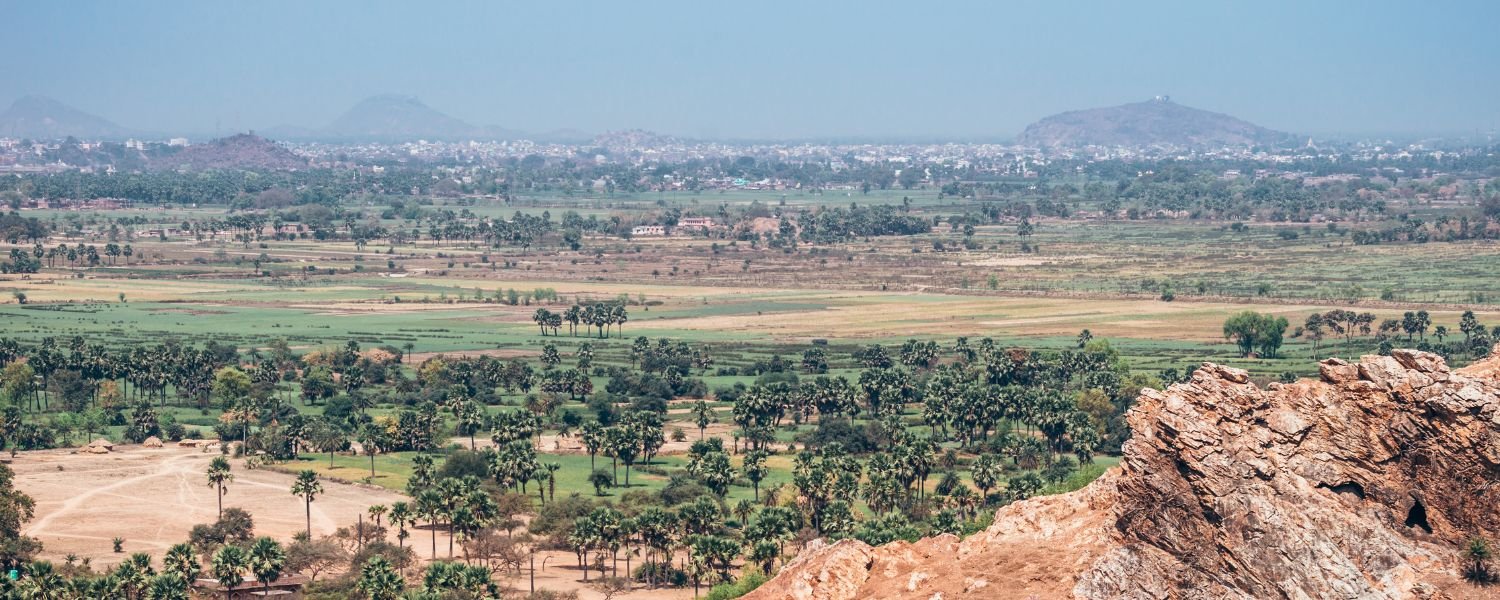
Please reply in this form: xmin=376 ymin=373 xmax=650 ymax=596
xmin=747 ymin=348 xmax=1500 ymax=600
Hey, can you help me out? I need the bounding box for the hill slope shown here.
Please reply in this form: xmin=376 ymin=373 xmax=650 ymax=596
xmin=1017 ymin=97 xmax=1291 ymax=149
xmin=150 ymin=134 xmax=308 ymax=171
xmin=750 ymin=347 xmax=1500 ymax=599
xmin=321 ymin=95 xmax=487 ymax=141
xmin=0 ymin=96 xmax=133 ymax=140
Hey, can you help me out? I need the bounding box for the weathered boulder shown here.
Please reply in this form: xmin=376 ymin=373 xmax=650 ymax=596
xmin=748 ymin=347 xmax=1500 ymax=600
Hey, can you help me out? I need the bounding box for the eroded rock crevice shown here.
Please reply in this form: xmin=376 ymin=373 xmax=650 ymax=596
xmin=748 ymin=347 xmax=1500 ymax=600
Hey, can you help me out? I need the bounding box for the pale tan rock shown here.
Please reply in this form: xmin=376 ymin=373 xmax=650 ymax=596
xmin=750 ymin=349 xmax=1500 ymax=600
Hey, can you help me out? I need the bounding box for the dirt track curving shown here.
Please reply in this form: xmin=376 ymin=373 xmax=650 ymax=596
xmin=13 ymin=445 xmax=409 ymax=569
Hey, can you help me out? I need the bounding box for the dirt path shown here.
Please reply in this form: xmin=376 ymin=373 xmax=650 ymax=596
xmin=14 ymin=445 xmax=409 ymax=568
xmin=12 ymin=446 xmax=698 ymax=599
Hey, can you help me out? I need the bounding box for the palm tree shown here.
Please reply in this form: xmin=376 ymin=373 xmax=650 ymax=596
xmin=389 ymin=501 xmax=413 ymax=558
xmin=145 ymin=573 xmax=191 ymax=600
xmin=291 ymin=470 xmax=323 ymax=539
xmin=416 ymin=488 xmax=445 ymax=560
xmin=692 ymin=399 xmax=714 ymax=439
xmin=545 ymin=462 xmax=561 ymax=502
xmin=210 ymin=545 xmax=247 ymax=600
xmin=206 ymin=456 xmax=233 ymax=519
xmin=369 ymin=504 xmax=388 ymax=528
xmin=163 ymin=543 xmax=200 ymax=582
xmin=456 ymin=401 xmax=485 ymax=450
xmin=357 ymin=423 xmax=388 ymax=480
xmin=743 ymin=449 xmax=768 ymax=501
xmin=358 ymin=556 xmax=405 ymax=600
xmin=19 ymin=561 xmax=63 ymax=599
xmin=247 ymin=537 xmax=286 ymax=599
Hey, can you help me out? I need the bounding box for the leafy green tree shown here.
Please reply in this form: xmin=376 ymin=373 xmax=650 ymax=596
xmin=1223 ymin=311 xmax=1289 ymax=358
xmin=589 ymin=469 xmax=614 ymax=496
xmin=0 ymin=463 xmax=39 ymax=567
xmin=211 ymin=367 xmax=252 ymax=410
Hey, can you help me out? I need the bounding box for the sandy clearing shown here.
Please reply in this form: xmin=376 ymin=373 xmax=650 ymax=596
xmin=14 ymin=445 xmax=411 ymax=568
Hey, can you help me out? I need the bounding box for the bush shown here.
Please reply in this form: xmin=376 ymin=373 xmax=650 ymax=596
xmin=189 ymin=507 xmax=256 ymax=552
xmin=659 ymin=475 xmax=713 ymax=506
xmin=439 ymin=450 xmax=491 ymax=480
xmin=633 ymin=561 xmax=688 ymax=587
xmin=704 ymin=569 xmax=768 ymax=600
xmin=800 ymin=417 xmax=874 ymax=453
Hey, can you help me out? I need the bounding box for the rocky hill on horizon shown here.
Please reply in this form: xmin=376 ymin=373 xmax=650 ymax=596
xmin=1017 ymin=97 xmax=1294 ymax=149
xmin=749 ymin=346 xmax=1500 ymax=599
xmin=150 ymin=133 xmax=309 ymax=171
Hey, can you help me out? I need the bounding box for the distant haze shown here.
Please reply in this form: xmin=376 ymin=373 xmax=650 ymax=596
xmin=2 ymin=0 xmax=1497 ymax=140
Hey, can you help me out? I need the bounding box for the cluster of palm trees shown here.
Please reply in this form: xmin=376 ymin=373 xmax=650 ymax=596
xmin=18 ymin=546 xmax=194 ymax=599
xmin=578 ymin=413 xmax=667 ymax=490
xmin=10 ymin=538 xmax=284 ymax=600
xmin=0 ymin=337 xmax=231 ymax=413
xmin=532 ymin=302 xmax=629 ymax=338
xmin=32 ymin=242 xmax=113 ymax=269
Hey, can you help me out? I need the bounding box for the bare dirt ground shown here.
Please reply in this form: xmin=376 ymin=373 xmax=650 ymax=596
xmin=10 ymin=445 xmax=698 ymax=599
xmin=13 ymin=445 xmax=408 ymax=568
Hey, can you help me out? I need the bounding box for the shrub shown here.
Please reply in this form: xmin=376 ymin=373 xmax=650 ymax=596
xmin=438 ymin=450 xmax=491 ymax=480
xmin=704 ymin=569 xmax=769 ymax=600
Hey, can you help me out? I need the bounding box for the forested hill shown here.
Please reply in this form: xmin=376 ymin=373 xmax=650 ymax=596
xmin=1017 ymin=97 xmax=1293 ymax=149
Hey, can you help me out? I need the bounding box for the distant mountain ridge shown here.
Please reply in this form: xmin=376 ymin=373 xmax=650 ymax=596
xmin=0 ymin=95 xmax=134 ymax=140
xmin=286 ymin=94 xmax=527 ymax=142
xmin=1017 ymin=97 xmax=1293 ymax=149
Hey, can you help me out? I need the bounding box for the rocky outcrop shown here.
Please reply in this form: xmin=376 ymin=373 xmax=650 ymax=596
xmin=748 ymin=348 xmax=1500 ymax=600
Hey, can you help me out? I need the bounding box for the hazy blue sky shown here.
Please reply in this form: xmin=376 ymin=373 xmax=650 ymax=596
xmin=3 ymin=0 xmax=1497 ymax=139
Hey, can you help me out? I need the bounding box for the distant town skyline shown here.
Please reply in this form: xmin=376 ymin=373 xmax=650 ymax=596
xmin=3 ymin=0 xmax=1497 ymax=139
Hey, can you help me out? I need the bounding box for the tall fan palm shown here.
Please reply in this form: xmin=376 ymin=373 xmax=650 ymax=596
xmin=356 ymin=556 xmax=405 ymax=600
xmin=388 ymin=501 xmax=413 ymax=558
xmin=247 ymin=537 xmax=286 ymax=599
xmin=162 ymin=542 xmax=200 ymax=582
xmin=206 ymin=456 xmax=233 ymax=519
xmin=416 ymin=488 xmax=445 ymax=560
xmin=291 ymin=470 xmax=323 ymax=539
xmin=210 ymin=545 xmax=247 ymax=600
